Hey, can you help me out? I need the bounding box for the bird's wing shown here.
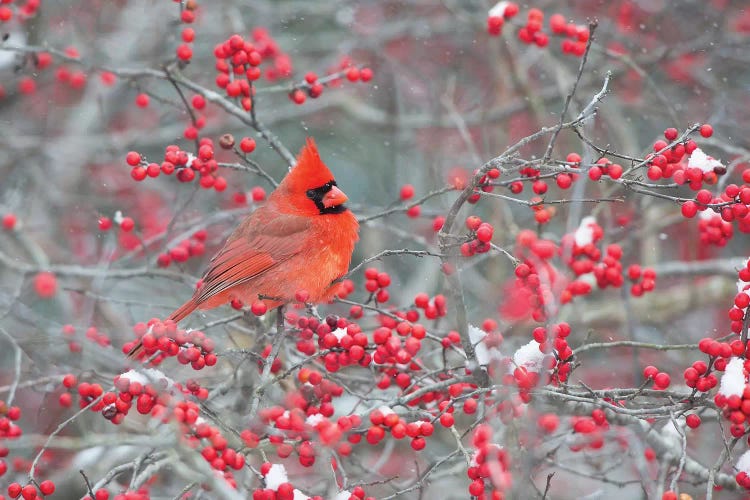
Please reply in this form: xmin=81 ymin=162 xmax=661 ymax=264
xmin=194 ymin=209 xmax=311 ymax=303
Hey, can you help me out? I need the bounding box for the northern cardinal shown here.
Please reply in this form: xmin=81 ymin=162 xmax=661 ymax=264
xmin=127 ymin=138 xmax=358 ymax=357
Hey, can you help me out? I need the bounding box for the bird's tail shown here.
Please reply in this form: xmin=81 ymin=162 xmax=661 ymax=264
xmin=168 ymin=298 xmax=199 ymax=324
xmin=126 ymin=299 xmax=198 ymax=359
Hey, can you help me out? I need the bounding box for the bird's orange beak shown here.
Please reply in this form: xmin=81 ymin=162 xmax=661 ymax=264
xmin=322 ymin=185 xmax=348 ymax=208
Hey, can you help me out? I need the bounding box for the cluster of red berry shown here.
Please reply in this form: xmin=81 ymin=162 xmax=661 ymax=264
xmin=568 ymin=409 xmax=609 ymax=451
xmin=486 ymin=3 xmax=589 ymax=57
xmin=460 ymin=215 xmax=494 ymax=257
xmin=122 ymin=319 xmax=217 ymax=368
xmin=126 ymin=140 xmax=228 ymax=191
xmin=649 ymin=125 xmax=713 ymax=184
xmin=156 ymin=229 xmax=207 ymax=268
xmin=467 ymin=424 xmax=512 ymax=499
xmin=0 ymin=0 xmax=40 ymax=22
xmin=3 ymin=402 xmax=58 ymax=500
xmin=289 ymin=56 xmax=373 ymax=106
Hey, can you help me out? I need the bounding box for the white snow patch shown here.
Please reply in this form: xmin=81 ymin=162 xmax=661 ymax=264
xmin=185 ymin=153 xmax=196 ymax=168
xmin=662 ymin=418 xmax=685 ymax=449
xmin=488 ymin=1 xmax=510 ymax=17
xmin=0 ymin=32 xmax=26 ymax=71
xmin=579 ymin=272 xmax=597 ymax=286
xmin=306 ymin=413 xmax=325 ymax=427
xmin=720 ymin=357 xmax=746 ymax=398
xmin=121 ymin=368 xmax=174 ymax=390
xmin=293 ymin=490 xmax=311 ymax=500
xmin=698 ymin=208 xmax=717 ymax=221
xmin=333 ymin=491 xmax=352 ymax=500
xmin=264 ymin=463 xmax=288 ymax=490
xmin=688 ymin=148 xmax=723 ymax=173
xmin=469 ymin=324 xmax=502 ymax=366
xmin=142 ymin=368 xmax=173 ymax=387
xmin=119 ymin=369 xmax=148 ymax=385
xmin=574 ymin=216 xmax=597 ymax=247
xmin=331 ymin=327 xmax=347 ymax=341
xmin=513 ymin=340 xmax=545 ymax=373
xmin=377 ymin=405 xmax=395 ymax=416
xmin=737 ymin=450 xmax=750 ymax=474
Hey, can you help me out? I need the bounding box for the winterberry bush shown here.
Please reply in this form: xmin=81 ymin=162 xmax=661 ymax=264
xmin=1 ymin=1 xmax=750 ymax=499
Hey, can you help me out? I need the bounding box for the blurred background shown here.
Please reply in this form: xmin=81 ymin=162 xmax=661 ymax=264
xmin=1 ymin=0 xmax=750 ymax=498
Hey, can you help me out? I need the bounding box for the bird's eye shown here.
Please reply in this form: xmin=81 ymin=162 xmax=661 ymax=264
xmin=306 ymin=189 xmax=315 ymax=198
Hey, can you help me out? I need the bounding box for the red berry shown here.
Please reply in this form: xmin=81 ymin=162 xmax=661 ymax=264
xmin=532 ymin=179 xmax=547 ymax=194
xmin=239 ymin=137 xmax=256 ymax=154
xmin=439 ymin=413 xmax=454 ymax=427
xmin=410 ymin=437 xmax=426 ymax=450
xmin=549 ymin=13 xmax=566 ymax=34
xmin=98 ymin=217 xmax=112 ymax=231
xmin=0 ymin=6 xmax=12 ymax=22
xmin=289 ymin=89 xmax=306 ymax=105
xmin=134 ymin=93 xmax=149 ymax=107
xmin=400 ymin=184 xmax=415 ymax=200
xmin=176 ymin=43 xmax=193 ymax=61
xmin=18 ymin=77 xmax=36 ymax=94
xmin=556 ymin=173 xmax=572 ymax=189
xmin=681 ymin=201 xmax=697 ymax=218
xmin=468 ymin=479 xmax=484 ymax=496
xmin=699 ymin=124 xmax=713 ymax=138
xmin=125 ymin=151 xmax=141 ymax=166
xmin=2 ymin=213 xmax=16 ymax=230
xmin=182 ymin=28 xmax=195 ymax=42
xmin=251 ymin=300 xmax=267 ymax=316
xmin=120 ymin=217 xmax=135 ymax=232
xmin=146 ymin=163 xmax=160 ymax=177
xmin=653 ymin=372 xmax=671 ymax=389
xmin=131 ymin=166 xmax=147 ymax=181
xmin=39 ymin=481 xmax=55 ymax=496
xmin=192 ymin=94 xmax=206 ymax=109
xmin=62 ymin=373 xmax=77 ymax=388
xmin=607 ymin=164 xmax=623 ymax=179
xmin=8 ymin=483 xmax=22 ymax=498
xmin=686 ymin=414 xmax=701 ymax=428
xmin=251 ymin=186 xmax=266 ymax=201
xmin=21 ymin=485 xmax=37 ymax=499
xmin=346 ymin=67 xmax=360 ymax=82
xmin=465 ymin=216 xmax=482 ymax=231
xmin=487 ymin=15 xmax=503 ymax=35
xmin=33 ymin=272 xmax=57 ymax=298
xmin=475 ymin=224 xmax=493 ymax=243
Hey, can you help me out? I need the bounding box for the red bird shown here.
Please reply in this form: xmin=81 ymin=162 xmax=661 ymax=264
xmin=128 ymin=138 xmax=358 ymax=357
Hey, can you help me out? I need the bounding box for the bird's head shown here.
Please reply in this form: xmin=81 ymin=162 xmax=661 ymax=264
xmin=274 ymin=138 xmax=350 ymax=216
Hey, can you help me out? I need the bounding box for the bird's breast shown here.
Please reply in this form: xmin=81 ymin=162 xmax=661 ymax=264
xmin=244 ymin=211 xmax=358 ymax=304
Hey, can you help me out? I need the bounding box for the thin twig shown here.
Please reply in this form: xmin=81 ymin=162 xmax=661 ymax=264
xmin=542 ymin=21 xmax=599 ymax=163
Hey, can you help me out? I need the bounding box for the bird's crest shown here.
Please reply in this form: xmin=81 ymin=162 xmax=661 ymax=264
xmin=285 ymin=138 xmax=336 ymax=191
